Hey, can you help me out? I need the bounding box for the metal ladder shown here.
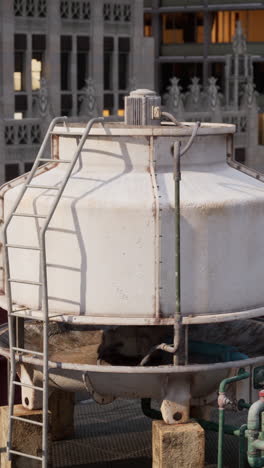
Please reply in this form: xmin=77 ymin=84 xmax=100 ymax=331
xmin=3 ymin=115 xmax=104 ymax=467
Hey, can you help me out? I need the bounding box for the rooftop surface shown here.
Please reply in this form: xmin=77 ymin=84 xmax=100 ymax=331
xmin=52 ymin=398 xmax=248 ymax=468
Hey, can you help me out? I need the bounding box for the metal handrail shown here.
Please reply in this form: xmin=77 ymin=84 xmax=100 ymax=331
xmin=3 ymin=115 xmax=104 ymax=468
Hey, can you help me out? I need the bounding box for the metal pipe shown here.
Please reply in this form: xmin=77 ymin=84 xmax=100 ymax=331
xmin=197 ymin=418 xmax=240 ymax=436
xmin=173 ymin=140 xmax=181 ymax=365
xmin=217 ymin=369 xmax=250 ymax=468
xmin=161 ymin=111 xmax=184 ymax=127
xmin=1 ymin=346 xmax=264 ymax=374
xmin=140 ymin=122 xmax=200 ymax=367
xmin=252 ymin=440 xmax=264 ymax=451
xmin=239 ymin=424 xmax=248 ymax=468
xmin=218 ymin=370 xmax=250 ymax=394
xmin=238 ymin=399 xmax=251 ymax=410
xmin=247 ymin=391 xmax=264 ymax=468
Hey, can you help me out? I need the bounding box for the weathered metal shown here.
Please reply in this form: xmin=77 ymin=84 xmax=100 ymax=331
xmin=4 ymin=121 xmax=264 ymax=324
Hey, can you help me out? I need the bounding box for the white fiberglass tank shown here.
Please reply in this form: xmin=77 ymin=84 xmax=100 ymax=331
xmin=2 ymin=89 xmax=264 ymax=324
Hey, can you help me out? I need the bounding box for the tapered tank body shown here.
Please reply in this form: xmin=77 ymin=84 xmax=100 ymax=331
xmin=2 ymin=122 xmax=264 ymax=323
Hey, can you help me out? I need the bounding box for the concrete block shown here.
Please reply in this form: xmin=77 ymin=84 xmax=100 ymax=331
xmin=152 ymin=420 xmax=205 ymax=468
xmin=0 ymin=392 xmax=74 ymax=467
xmin=48 ymin=390 xmax=74 ymax=441
xmin=0 ymin=405 xmax=51 ymax=467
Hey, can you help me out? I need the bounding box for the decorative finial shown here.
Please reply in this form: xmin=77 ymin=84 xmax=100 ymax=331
xmin=232 ymin=20 xmax=247 ymax=55
xmin=79 ymin=78 xmax=98 ymax=117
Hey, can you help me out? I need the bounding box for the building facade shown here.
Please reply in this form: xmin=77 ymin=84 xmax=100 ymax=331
xmin=0 ymin=0 xmax=154 ymax=184
xmin=144 ymin=0 xmax=264 ymax=169
xmin=144 ymin=0 xmax=264 ymax=96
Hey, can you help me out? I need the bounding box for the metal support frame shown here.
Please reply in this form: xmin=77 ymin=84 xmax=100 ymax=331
xmin=2 ymin=113 xmax=264 ymax=466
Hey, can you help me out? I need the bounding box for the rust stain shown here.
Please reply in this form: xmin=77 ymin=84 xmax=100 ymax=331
xmin=52 ymin=134 xmax=60 ymax=160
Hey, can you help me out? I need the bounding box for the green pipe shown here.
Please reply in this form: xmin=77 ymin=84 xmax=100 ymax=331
xmin=218 ymin=408 xmax=225 ymax=468
xmin=218 ymin=369 xmax=250 ymax=468
xmin=219 ymin=369 xmax=250 ymax=393
xmin=239 ymin=424 xmax=248 ymax=468
xmin=238 ymin=399 xmax=251 ymax=410
xmin=252 ymin=439 xmax=264 ymax=451
xmin=197 ymin=418 xmax=240 ymax=436
xmin=247 ymin=397 xmax=264 ymax=468
xmin=247 ymin=455 xmax=264 ymax=468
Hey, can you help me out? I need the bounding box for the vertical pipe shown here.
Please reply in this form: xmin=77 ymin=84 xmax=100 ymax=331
xmin=217 ymin=408 xmax=225 ymax=468
xmin=173 ymin=140 xmax=181 ymax=365
xmin=217 ymin=370 xmax=250 ymax=468
xmin=239 ymin=424 xmax=247 ymax=468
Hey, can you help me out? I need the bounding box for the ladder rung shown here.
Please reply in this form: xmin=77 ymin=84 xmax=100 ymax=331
xmin=8 ymin=279 xmax=42 ymax=286
xmin=12 ymin=381 xmax=44 ymax=392
xmin=39 ymin=158 xmax=71 ymax=163
xmin=26 ymin=184 xmax=60 ymax=190
xmin=12 ymin=346 xmax=44 ymax=356
xmin=10 ymin=311 xmax=45 ymax=321
xmin=11 ymin=415 xmax=43 ymax=427
xmin=6 ymin=244 xmax=40 ymax=251
xmin=9 ymin=450 xmax=43 ymax=461
xmin=12 ymin=212 xmax=46 ymax=219
xmin=10 ymin=308 xmax=28 ymax=313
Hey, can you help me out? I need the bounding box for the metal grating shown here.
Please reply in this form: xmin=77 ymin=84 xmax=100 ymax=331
xmin=52 ymin=399 xmax=249 ymax=468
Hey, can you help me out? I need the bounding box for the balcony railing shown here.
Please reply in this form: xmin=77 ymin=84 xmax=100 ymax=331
xmin=160 ymin=42 xmax=264 ymax=57
xmin=4 ymin=119 xmax=42 ymax=147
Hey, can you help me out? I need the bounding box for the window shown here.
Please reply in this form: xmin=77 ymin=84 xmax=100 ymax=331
xmin=61 ymin=36 xmax=72 ymax=91
xmin=162 ymin=13 xmax=204 ymax=44
xmin=104 ymin=37 xmax=114 ymax=91
xmin=144 ymin=14 xmax=152 ymax=37
xmin=61 ymin=35 xmax=90 ymax=115
xmin=103 ymin=36 xmax=130 ymax=115
xmin=24 ymin=162 xmax=34 ymax=172
xmin=5 ymin=164 xmax=19 ymax=182
xmin=14 ymin=34 xmax=27 ymax=91
xmin=118 ymin=38 xmax=130 ymax=90
xmin=104 ymin=94 xmax=114 ymax=116
xmin=212 ymin=10 xmax=264 ymax=44
xmin=61 ymin=94 xmax=72 ymax=116
xmin=15 ymin=95 xmax=27 ymax=116
xmin=118 ymin=94 xmax=125 ymax=114
xmin=77 ymin=36 xmax=90 ymax=90
xmin=32 ymin=35 xmax=46 ymax=90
